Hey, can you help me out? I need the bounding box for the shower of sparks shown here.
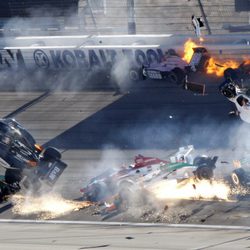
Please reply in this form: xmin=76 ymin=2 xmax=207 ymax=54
xmin=11 ymin=193 xmax=92 ymax=220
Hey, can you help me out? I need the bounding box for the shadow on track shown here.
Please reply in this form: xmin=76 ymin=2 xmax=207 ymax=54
xmin=44 ymin=82 xmax=241 ymax=150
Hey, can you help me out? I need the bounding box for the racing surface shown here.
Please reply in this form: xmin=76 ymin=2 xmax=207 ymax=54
xmin=1 ymin=221 xmax=250 ymax=250
xmin=0 ymin=76 xmax=250 ymax=227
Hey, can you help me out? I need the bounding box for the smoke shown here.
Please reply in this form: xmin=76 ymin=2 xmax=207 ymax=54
xmin=111 ymin=56 xmax=132 ymax=92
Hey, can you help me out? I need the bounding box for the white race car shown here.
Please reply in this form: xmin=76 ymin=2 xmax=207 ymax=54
xmin=219 ymin=79 xmax=250 ymax=123
xmin=142 ymin=47 xmax=209 ymax=85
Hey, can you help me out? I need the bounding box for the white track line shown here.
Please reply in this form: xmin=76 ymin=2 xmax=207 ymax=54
xmin=0 ymin=219 xmax=249 ymax=230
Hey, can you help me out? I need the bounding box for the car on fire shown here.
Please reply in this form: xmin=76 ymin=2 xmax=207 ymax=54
xmin=223 ymin=61 xmax=250 ymax=82
xmin=0 ymin=118 xmax=67 ymax=194
xmin=80 ymin=145 xmax=218 ymax=202
xmin=142 ymin=47 xmax=210 ymax=85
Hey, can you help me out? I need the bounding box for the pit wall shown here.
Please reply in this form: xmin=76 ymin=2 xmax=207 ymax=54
xmin=1 ymin=34 xmax=250 ymax=71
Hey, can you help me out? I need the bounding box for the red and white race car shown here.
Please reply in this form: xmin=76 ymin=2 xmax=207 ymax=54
xmin=80 ymin=154 xmax=168 ymax=202
xmin=80 ymin=146 xmax=217 ymax=202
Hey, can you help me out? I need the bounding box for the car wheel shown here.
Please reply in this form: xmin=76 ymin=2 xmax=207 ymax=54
xmin=231 ymin=168 xmax=247 ymax=187
xmin=173 ymin=68 xmax=186 ymax=85
xmin=129 ymin=68 xmax=141 ymax=81
xmin=195 ymin=166 xmax=214 ymax=180
xmin=168 ymin=71 xmax=178 ymax=84
xmin=5 ymin=169 xmax=22 ymax=184
xmin=43 ymin=147 xmax=61 ymax=161
xmin=224 ymin=68 xmax=238 ymax=80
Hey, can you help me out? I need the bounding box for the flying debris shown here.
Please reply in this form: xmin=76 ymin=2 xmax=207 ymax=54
xmin=230 ymin=158 xmax=250 ymax=188
xmin=219 ymin=77 xmax=250 ymax=123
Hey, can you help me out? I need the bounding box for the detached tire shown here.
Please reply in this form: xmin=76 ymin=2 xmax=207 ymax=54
xmin=43 ymin=147 xmax=61 ymax=161
xmin=231 ymin=168 xmax=247 ymax=187
xmin=5 ymin=169 xmax=22 ymax=184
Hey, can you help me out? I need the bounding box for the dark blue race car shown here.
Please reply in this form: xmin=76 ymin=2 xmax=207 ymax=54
xmin=0 ymin=118 xmax=67 ymax=192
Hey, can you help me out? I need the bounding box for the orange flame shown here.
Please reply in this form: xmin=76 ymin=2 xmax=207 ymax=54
xmin=206 ymin=58 xmax=239 ymax=77
xmin=182 ymin=39 xmax=198 ymax=63
xmin=182 ymin=39 xmax=240 ymax=77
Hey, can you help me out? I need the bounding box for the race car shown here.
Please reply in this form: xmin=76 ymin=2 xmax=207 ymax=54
xmin=219 ymin=78 xmax=250 ymax=123
xmin=142 ymin=47 xmax=209 ymax=85
xmin=0 ymin=118 xmax=67 ymax=192
xmin=80 ymin=145 xmax=217 ymax=202
xmin=80 ymin=155 xmax=168 ymax=202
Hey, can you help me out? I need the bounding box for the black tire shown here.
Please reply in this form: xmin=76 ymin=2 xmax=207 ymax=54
xmin=195 ymin=166 xmax=214 ymax=180
xmin=5 ymin=169 xmax=22 ymax=184
xmin=231 ymin=168 xmax=247 ymax=187
xmin=168 ymin=68 xmax=185 ymax=85
xmin=43 ymin=147 xmax=61 ymax=161
xmin=168 ymin=71 xmax=178 ymax=84
xmin=224 ymin=68 xmax=238 ymax=80
xmin=222 ymin=87 xmax=237 ymax=99
xmin=173 ymin=68 xmax=186 ymax=84
xmin=129 ymin=68 xmax=142 ymax=81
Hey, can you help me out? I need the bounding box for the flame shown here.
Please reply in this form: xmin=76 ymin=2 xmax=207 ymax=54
xmin=206 ymin=57 xmax=239 ymax=77
xmin=11 ymin=193 xmax=92 ymax=219
xmin=182 ymin=39 xmax=240 ymax=77
xmin=149 ymin=179 xmax=230 ymax=201
xmin=182 ymin=39 xmax=198 ymax=63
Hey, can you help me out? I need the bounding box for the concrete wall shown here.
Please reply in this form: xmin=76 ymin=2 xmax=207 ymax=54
xmin=84 ymin=0 xmax=250 ymax=35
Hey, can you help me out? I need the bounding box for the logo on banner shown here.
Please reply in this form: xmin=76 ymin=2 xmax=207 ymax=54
xmin=34 ymin=49 xmax=50 ymax=68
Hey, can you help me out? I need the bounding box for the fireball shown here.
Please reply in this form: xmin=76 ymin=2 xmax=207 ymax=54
xmin=182 ymin=39 xmax=198 ymax=63
xmin=206 ymin=58 xmax=239 ymax=77
xmin=182 ymin=39 xmax=240 ymax=77
xmin=149 ymin=179 xmax=230 ymax=201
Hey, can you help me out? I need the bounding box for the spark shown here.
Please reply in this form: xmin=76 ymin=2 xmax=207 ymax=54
xmin=149 ymin=179 xmax=231 ymax=201
xmin=11 ymin=193 xmax=92 ymax=220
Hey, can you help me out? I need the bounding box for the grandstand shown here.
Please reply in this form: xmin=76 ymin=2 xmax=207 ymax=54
xmin=0 ymin=0 xmax=249 ymax=35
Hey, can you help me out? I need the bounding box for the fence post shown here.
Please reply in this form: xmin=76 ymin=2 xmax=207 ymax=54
xmin=127 ymin=0 xmax=136 ymax=34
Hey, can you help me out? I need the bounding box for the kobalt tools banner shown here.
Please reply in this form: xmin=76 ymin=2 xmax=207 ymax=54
xmin=0 ymin=47 xmax=168 ymax=70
